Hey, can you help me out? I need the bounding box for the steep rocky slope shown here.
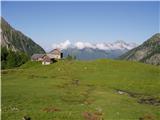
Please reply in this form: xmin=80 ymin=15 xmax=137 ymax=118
xmin=120 ymin=33 xmax=160 ymax=65
xmin=0 ymin=17 xmax=45 ymax=56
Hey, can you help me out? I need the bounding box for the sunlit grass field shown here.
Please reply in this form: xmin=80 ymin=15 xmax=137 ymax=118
xmin=2 ymin=59 xmax=160 ymax=120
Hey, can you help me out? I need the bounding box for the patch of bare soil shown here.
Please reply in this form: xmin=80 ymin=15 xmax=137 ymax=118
xmin=28 ymin=74 xmax=48 ymax=79
xmin=139 ymin=114 xmax=156 ymax=120
xmin=42 ymin=106 xmax=61 ymax=113
xmin=82 ymin=111 xmax=103 ymax=120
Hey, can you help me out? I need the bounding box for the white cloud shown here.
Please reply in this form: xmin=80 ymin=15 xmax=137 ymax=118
xmin=52 ymin=40 xmax=71 ymax=50
xmin=74 ymin=42 xmax=85 ymax=49
xmin=84 ymin=42 xmax=96 ymax=49
xmin=96 ymin=43 xmax=108 ymax=50
xmin=74 ymin=42 xmax=96 ymax=49
xmin=51 ymin=40 xmax=138 ymax=50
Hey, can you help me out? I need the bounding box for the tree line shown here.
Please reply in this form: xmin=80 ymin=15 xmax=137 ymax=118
xmin=1 ymin=47 xmax=29 ymax=69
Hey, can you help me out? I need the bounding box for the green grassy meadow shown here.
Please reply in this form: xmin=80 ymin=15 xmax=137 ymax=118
xmin=1 ymin=59 xmax=160 ymax=120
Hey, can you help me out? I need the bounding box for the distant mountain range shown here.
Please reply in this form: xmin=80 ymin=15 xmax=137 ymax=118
xmin=0 ymin=17 xmax=45 ymax=56
xmin=120 ymin=33 xmax=160 ymax=65
xmin=52 ymin=40 xmax=138 ymax=60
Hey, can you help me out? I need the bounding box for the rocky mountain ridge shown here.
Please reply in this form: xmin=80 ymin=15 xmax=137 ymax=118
xmin=0 ymin=17 xmax=45 ymax=56
xmin=119 ymin=33 xmax=160 ymax=65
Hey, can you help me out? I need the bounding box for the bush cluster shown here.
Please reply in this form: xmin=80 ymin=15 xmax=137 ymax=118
xmin=1 ymin=47 xmax=29 ymax=69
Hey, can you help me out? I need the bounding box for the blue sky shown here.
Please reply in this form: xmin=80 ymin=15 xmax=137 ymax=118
xmin=1 ymin=1 xmax=159 ymax=50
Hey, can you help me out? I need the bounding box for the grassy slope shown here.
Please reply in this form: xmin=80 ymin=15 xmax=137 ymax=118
xmin=2 ymin=59 xmax=160 ymax=120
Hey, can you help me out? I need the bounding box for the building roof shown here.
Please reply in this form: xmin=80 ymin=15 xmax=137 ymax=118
xmin=31 ymin=54 xmax=45 ymax=60
xmin=49 ymin=49 xmax=61 ymax=55
xmin=43 ymin=55 xmax=52 ymax=62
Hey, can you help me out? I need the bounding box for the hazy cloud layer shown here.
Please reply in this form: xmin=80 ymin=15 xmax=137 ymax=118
xmin=52 ymin=40 xmax=138 ymax=50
